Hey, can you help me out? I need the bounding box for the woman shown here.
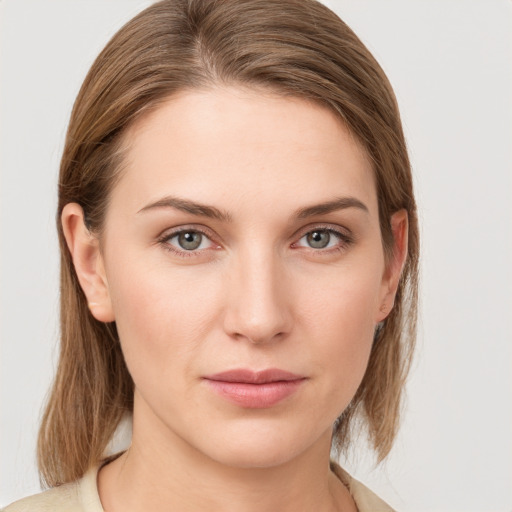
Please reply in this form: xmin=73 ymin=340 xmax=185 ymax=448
xmin=4 ymin=0 xmax=418 ymax=510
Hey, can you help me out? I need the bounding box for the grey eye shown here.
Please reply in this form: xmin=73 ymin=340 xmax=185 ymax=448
xmin=178 ymin=231 xmax=203 ymax=250
xmin=306 ymin=230 xmax=331 ymax=249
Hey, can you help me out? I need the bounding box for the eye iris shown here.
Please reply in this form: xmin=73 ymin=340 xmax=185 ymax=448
xmin=307 ymin=230 xmax=330 ymax=249
xmin=178 ymin=231 xmax=202 ymax=250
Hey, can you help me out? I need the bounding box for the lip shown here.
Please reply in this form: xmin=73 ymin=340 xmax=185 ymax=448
xmin=203 ymin=369 xmax=306 ymax=408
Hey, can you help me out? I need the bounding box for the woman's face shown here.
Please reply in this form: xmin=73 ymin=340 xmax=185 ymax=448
xmin=73 ymin=87 xmax=404 ymax=468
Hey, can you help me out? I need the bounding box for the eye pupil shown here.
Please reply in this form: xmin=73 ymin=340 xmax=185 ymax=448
xmin=178 ymin=231 xmax=202 ymax=250
xmin=307 ymin=230 xmax=330 ymax=249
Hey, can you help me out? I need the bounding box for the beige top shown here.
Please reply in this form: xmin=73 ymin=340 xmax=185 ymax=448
xmin=2 ymin=463 xmax=395 ymax=512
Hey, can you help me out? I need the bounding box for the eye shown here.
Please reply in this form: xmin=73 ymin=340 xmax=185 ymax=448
xmin=175 ymin=231 xmax=204 ymax=250
xmin=295 ymin=228 xmax=350 ymax=251
xmin=161 ymin=229 xmax=216 ymax=253
xmin=305 ymin=230 xmax=332 ymax=249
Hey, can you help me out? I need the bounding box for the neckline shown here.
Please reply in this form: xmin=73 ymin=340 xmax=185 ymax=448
xmin=79 ymin=460 xmax=390 ymax=512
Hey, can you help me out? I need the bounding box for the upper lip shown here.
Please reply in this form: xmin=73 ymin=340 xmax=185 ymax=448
xmin=204 ymin=369 xmax=304 ymax=384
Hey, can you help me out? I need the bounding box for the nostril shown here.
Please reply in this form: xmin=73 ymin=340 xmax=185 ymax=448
xmin=231 ymin=322 xmax=291 ymax=345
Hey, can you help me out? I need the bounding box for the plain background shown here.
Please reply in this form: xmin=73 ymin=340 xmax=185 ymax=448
xmin=1 ymin=1 xmax=511 ymax=510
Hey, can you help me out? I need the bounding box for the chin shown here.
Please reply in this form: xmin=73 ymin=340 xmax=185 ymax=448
xmin=197 ymin=420 xmax=331 ymax=470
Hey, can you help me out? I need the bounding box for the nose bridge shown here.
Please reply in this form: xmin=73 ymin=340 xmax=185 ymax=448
xmin=224 ymin=243 xmax=292 ymax=344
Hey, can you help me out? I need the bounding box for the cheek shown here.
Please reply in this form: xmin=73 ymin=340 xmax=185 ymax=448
xmin=297 ymin=258 xmax=384 ymax=404
xmin=105 ymin=253 xmax=223 ymax=389
xmin=300 ymin=254 xmax=383 ymax=337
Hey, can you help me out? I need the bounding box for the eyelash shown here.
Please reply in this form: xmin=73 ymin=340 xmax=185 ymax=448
xmin=157 ymin=225 xmax=354 ymax=258
xmin=157 ymin=226 xmax=217 ymax=258
xmin=293 ymin=226 xmax=354 ymax=254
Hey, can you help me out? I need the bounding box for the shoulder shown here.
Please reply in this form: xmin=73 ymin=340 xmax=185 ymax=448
xmin=331 ymin=462 xmax=396 ymax=512
xmin=2 ymin=467 xmax=103 ymax=512
xmin=2 ymin=483 xmax=81 ymax=512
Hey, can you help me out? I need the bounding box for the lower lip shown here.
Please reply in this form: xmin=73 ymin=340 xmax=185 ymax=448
xmin=204 ymin=379 xmax=304 ymax=408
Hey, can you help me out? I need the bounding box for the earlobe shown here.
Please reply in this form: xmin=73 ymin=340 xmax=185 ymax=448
xmin=61 ymin=203 xmax=115 ymax=322
xmin=376 ymin=209 xmax=408 ymax=322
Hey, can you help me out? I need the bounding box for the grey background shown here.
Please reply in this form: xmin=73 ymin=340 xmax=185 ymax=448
xmin=1 ymin=0 xmax=511 ymax=510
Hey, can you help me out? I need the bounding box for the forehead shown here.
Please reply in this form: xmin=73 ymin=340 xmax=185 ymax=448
xmin=113 ymin=86 xmax=377 ymax=218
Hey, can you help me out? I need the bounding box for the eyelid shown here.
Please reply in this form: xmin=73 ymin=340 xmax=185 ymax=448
xmin=157 ymin=225 xmax=221 ymax=256
xmin=293 ymin=223 xmax=352 ymax=240
xmin=291 ymin=224 xmax=354 ymax=251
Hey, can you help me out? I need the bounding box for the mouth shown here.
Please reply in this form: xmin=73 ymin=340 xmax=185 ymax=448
xmin=203 ymin=369 xmax=306 ymax=408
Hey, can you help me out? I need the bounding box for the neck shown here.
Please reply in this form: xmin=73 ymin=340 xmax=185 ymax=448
xmin=98 ymin=397 xmax=356 ymax=512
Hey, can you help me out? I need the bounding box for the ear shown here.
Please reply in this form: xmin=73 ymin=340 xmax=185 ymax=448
xmin=376 ymin=209 xmax=408 ymax=323
xmin=61 ymin=203 xmax=115 ymax=322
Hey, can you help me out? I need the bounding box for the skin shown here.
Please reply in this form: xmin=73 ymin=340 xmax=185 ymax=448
xmin=62 ymin=86 xmax=407 ymax=512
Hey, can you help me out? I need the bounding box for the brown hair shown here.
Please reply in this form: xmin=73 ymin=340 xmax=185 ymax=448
xmin=38 ymin=0 xmax=418 ymax=487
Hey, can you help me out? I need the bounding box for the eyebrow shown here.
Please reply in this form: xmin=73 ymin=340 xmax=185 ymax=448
xmin=138 ymin=196 xmax=232 ymax=222
xmin=137 ymin=195 xmax=368 ymax=221
xmin=294 ymin=197 xmax=369 ymax=218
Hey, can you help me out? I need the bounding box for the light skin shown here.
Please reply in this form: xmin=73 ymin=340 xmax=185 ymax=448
xmin=62 ymin=86 xmax=408 ymax=512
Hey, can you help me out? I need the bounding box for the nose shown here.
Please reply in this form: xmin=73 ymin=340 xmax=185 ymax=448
xmin=222 ymin=247 xmax=293 ymax=345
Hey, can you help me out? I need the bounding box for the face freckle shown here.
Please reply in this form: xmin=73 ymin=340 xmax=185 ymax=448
xmin=99 ymin=86 xmax=390 ymax=469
